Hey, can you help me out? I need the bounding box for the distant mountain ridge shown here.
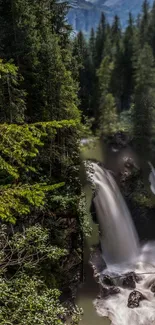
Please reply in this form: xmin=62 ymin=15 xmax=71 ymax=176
xmin=67 ymin=0 xmax=154 ymax=34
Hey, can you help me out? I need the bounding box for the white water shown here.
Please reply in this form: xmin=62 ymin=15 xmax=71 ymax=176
xmin=92 ymin=163 xmax=139 ymax=267
xmin=94 ymin=255 xmax=155 ymax=325
xmin=89 ymin=163 xmax=155 ymax=325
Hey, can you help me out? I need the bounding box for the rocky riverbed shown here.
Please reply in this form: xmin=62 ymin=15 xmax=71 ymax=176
xmin=90 ymin=246 xmax=155 ymax=325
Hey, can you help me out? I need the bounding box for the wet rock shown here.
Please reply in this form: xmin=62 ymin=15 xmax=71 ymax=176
xmin=150 ymin=283 xmax=155 ymax=293
xmin=128 ymin=290 xmax=146 ymax=308
xmin=122 ymin=272 xmax=141 ymax=289
xmin=89 ymin=246 xmax=106 ymax=278
xmin=122 ymin=273 xmax=136 ymax=289
xmin=100 ymin=286 xmax=120 ymax=299
xmin=100 ymin=275 xmax=115 ymax=287
xmin=134 ymin=273 xmax=142 ymax=283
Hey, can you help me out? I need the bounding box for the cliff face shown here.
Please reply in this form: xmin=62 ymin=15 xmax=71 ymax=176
xmin=67 ymin=0 xmax=154 ymax=34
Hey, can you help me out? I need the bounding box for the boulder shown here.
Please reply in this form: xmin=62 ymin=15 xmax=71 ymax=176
xmin=99 ymin=286 xmax=120 ymax=299
xmin=100 ymin=274 xmax=115 ymax=287
xmin=122 ymin=273 xmax=136 ymax=289
xmin=150 ymin=283 xmax=155 ymax=293
xmin=128 ymin=290 xmax=146 ymax=308
xmin=122 ymin=272 xmax=141 ymax=289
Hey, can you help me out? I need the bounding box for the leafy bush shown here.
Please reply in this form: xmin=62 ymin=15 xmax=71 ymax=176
xmin=0 ymin=274 xmax=66 ymax=325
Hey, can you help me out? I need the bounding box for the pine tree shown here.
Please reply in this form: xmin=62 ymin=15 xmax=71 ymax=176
xmin=121 ymin=13 xmax=135 ymax=109
xmin=133 ymin=43 xmax=155 ymax=156
xmin=73 ymin=31 xmax=95 ymax=118
xmin=0 ymin=0 xmax=79 ymax=122
xmin=0 ymin=59 xmax=26 ymax=123
xmin=148 ymin=0 xmax=155 ymax=55
xmin=95 ymin=12 xmax=107 ymax=68
xmin=89 ymin=28 xmax=96 ymax=67
xmin=140 ymin=0 xmax=150 ymax=46
xmin=97 ymin=56 xmax=117 ymax=134
xmin=111 ymin=15 xmax=121 ymax=51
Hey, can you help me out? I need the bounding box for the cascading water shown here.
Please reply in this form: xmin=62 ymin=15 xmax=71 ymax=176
xmin=85 ymin=162 xmax=155 ymax=325
xmin=92 ymin=163 xmax=139 ymax=268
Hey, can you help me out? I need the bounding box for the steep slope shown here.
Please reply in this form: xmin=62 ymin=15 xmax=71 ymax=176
xmin=68 ymin=0 xmax=154 ymax=34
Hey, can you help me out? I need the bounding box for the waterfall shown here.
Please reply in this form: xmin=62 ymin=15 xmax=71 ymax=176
xmin=92 ymin=163 xmax=140 ymax=268
xmin=86 ymin=163 xmax=155 ymax=325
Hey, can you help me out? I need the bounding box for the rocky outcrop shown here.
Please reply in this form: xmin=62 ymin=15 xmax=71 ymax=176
xmin=100 ymin=274 xmax=115 ymax=287
xmin=128 ymin=290 xmax=146 ymax=308
xmin=99 ymin=285 xmax=120 ymax=299
xmin=103 ymin=130 xmax=155 ymax=242
xmin=122 ymin=272 xmax=141 ymax=290
xmin=119 ymin=156 xmax=155 ymax=241
xmin=67 ymin=0 xmax=153 ymax=34
xmin=89 ymin=245 xmax=106 ymax=278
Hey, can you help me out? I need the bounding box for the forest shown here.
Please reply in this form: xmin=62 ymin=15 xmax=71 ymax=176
xmin=75 ymin=0 xmax=155 ymax=160
xmin=0 ymin=0 xmax=155 ymax=324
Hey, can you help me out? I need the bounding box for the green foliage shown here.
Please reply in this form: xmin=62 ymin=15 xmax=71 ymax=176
xmin=73 ymin=31 xmax=95 ymax=118
xmin=95 ymin=13 xmax=107 ymax=68
xmin=133 ymin=192 xmax=154 ymax=208
xmin=133 ymin=43 xmax=155 ymax=156
xmin=0 ymin=224 xmax=67 ymax=273
xmin=0 ymin=119 xmax=80 ymax=179
xmin=140 ymin=0 xmax=150 ymax=45
xmin=97 ymin=56 xmax=114 ymax=93
xmin=75 ymin=2 xmax=155 ymax=138
xmin=0 ymin=123 xmax=44 ymax=179
xmin=0 ymin=2 xmax=82 ymax=324
xmin=0 ymin=182 xmax=64 ymax=223
xmin=97 ymin=56 xmax=118 ymax=134
xmin=78 ymin=193 xmax=92 ymax=238
xmin=118 ymin=107 xmax=134 ymax=133
xmin=0 ymin=274 xmax=66 ymax=325
xmin=0 ymin=0 xmax=79 ymax=123
xmin=0 ymin=59 xmax=26 ymax=123
xmin=99 ymin=93 xmax=118 ymax=135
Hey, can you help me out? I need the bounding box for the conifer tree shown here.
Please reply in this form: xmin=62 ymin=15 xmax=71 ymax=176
xmin=0 ymin=0 xmax=79 ymax=122
xmin=111 ymin=15 xmax=121 ymax=50
xmin=73 ymin=31 xmax=95 ymax=118
xmin=0 ymin=60 xmax=26 ymax=123
xmin=97 ymin=56 xmax=117 ymax=134
xmin=140 ymin=0 xmax=150 ymax=46
xmin=148 ymin=0 xmax=155 ymax=55
xmin=95 ymin=12 xmax=107 ymax=68
xmin=89 ymin=28 xmax=96 ymax=67
xmin=121 ymin=13 xmax=135 ymax=109
xmin=133 ymin=43 xmax=155 ymax=156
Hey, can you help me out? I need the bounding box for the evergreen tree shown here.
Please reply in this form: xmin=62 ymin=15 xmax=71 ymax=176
xmin=89 ymin=28 xmax=96 ymax=67
xmin=133 ymin=43 xmax=155 ymax=156
xmin=109 ymin=15 xmax=124 ymax=111
xmin=0 ymin=0 xmax=79 ymax=122
xmin=148 ymin=0 xmax=155 ymax=55
xmin=0 ymin=2 xmax=84 ymax=324
xmin=111 ymin=15 xmax=121 ymax=51
xmin=121 ymin=13 xmax=135 ymax=109
xmin=95 ymin=12 xmax=107 ymax=68
xmin=73 ymin=31 xmax=94 ymax=118
xmin=97 ymin=56 xmax=117 ymax=134
xmin=140 ymin=0 xmax=150 ymax=46
xmin=0 ymin=60 xmax=26 ymax=123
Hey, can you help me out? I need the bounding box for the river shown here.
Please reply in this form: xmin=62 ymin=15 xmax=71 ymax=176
xmin=76 ymin=181 xmax=111 ymax=325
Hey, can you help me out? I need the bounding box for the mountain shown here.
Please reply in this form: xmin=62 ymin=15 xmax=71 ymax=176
xmin=67 ymin=0 xmax=154 ymax=34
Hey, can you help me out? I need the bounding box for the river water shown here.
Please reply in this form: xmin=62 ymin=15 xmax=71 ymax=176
xmin=76 ymin=182 xmax=111 ymax=325
xmin=76 ymin=226 xmax=111 ymax=325
xmin=79 ymin=139 xmax=155 ymax=325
